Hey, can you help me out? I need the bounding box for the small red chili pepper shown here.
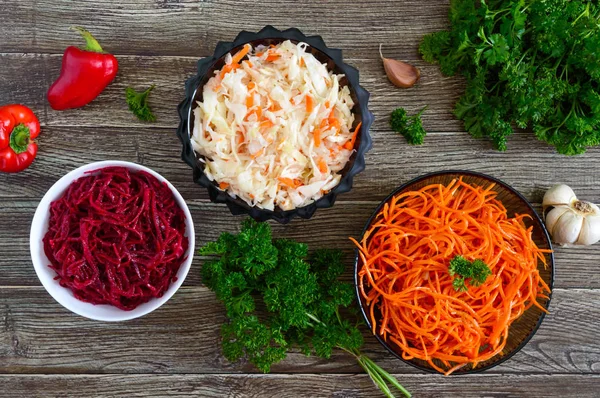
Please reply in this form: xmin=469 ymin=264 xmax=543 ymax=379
xmin=47 ymin=27 xmax=118 ymax=110
xmin=0 ymin=104 xmax=41 ymax=173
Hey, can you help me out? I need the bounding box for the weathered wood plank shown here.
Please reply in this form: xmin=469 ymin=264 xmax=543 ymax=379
xmin=0 ymin=373 xmax=598 ymax=398
xmin=0 ymin=0 xmax=450 ymax=58
xmin=1 ymin=199 xmax=598 ymax=288
xmin=0 ymin=54 xmax=460 ymax=131
xmin=0 ymin=287 xmax=598 ymax=375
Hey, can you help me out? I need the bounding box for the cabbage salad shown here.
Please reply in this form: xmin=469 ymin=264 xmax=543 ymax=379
xmin=191 ymin=40 xmax=359 ymax=211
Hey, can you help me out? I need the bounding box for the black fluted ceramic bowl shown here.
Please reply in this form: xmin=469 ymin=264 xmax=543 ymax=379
xmin=176 ymin=26 xmax=374 ymax=224
xmin=354 ymin=171 xmax=554 ymax=374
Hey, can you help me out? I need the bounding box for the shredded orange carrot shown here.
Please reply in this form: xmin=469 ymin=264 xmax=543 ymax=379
xmin=220 ymin=65 xmax=232 ymax=79
xmin=306 ymin=95 xmax=314 ymax=113
xmin=329 ymin=117 xmax=341 ymax=132
xmin=219 ymin=182 xmax=229 ymax=190
xmin=343 ymin=122 xmax=362 ymax=150
xmin=220 ymin=63 xmax=240 ymax=79
xmin=243 ymin=60 xmax=253 ymax=68
xmin=246 ymin=94 xmax=254 ymax=108
xmin=278 ymin=177 xmax=302 ymax=189
xmin=313 ymin=128 xmax=322 ymax=147
xmin=248 ymin=81 xmax=256 ymax=90
xmin=318 ymin=158 xmax=328 ymax=173
xmin=256 ymin=51 xmax=265 ymax=57
xmin=231 ymin=44 xmax=251 ymax=64
xmin=299 ymin=56 xmax=305 ymax=67
xmin=266 ymin=53 xmax=280 ymax=62
xmin=350 ymin=178 xmax=552 ymax=375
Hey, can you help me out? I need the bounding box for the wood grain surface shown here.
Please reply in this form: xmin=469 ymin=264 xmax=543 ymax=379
xmin=0 ymin=0 xmax=599 ymax=396
xmin=1 ymin=374 xmax=599 ymax=398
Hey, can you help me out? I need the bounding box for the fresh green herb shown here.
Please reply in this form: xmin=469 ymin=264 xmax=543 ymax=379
xmin=419 ymin=0 xmax=600 ymax=155
xmin=449 ymin=255 xmax=492 ymax=292
xmin=200 ymin=219 xmax=411 ymax=398
xmin=390 ymin=106 xmax=428 ymax=145
xmin=125 ymin=85 xmax=156 ymax=122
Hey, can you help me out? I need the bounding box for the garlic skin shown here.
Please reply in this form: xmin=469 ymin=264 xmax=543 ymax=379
xmin=542 ymin=184 xmax=600 ymax=246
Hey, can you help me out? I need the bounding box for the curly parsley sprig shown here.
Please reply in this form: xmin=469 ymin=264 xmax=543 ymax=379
xmin=449 ymin=255 xmax=492 ymax=292
xmin=200 ymin=219 xmax=411 ymax=398
xmin=390 ymin=106 xmax=428 ymax=145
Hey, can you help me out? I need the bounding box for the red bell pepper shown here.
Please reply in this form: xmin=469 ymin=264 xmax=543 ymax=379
xmin=47 ymin=27 xmax=118 ymax=110
xmin=0 ymin=104 xmax=41 ymax=173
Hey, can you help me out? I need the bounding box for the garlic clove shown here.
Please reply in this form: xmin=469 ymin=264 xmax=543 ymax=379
xmin=380 ymin=44 xmax=420 ymax=88
xmin=548 ymin=207 xmax=584 ymax=245
xmin=383 ymin=58 xmax=421 ymax=88
xmin=544 ymin=205 xmax=569 ymax=237
xmin=577 ymin=214 xmax=600 ymax=245
xmin=542 ymin=184 xmax=577 ymax=211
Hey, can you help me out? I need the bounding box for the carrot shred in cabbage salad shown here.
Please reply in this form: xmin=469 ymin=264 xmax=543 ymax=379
xmin=350 ymin=178 xmax=552 ymax=375
xmin=191 ymin=40 xmax=359 ymax=211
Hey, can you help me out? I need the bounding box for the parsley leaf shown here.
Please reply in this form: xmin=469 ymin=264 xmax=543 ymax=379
xmin=125 ymin=85 xmax=157 ymax=122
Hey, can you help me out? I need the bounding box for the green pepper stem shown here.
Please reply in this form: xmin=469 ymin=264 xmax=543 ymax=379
xmin=9 ymin=124 xmax=31 ymax=154
xmin=71 ymin=26 xmax=104 ymax=53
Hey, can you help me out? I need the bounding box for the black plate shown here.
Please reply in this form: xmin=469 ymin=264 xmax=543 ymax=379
xmin=176 ymin=26 xmax=374 ymax=223
xmin=353 ymin=170 xmax=554 ymax=374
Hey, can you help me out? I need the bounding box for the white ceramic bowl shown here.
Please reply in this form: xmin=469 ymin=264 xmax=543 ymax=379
xmin=30 ymin=161 xmax=195 ymax=321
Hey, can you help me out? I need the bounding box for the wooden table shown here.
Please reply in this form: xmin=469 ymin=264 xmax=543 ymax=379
xmin=1 ymin=1 xmax=599 ymax=396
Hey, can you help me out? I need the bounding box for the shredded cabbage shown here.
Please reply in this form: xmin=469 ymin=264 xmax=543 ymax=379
xmin=192 ymin=40 xmax=357 ymax=211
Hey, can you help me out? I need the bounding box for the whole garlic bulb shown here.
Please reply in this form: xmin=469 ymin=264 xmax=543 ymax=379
xmin=542 ymin=184 xmax=600 ymax=246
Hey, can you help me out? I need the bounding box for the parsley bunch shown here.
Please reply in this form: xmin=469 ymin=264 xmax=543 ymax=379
xmin=200 ymin=219 xmax=410 ymax=398
xmin=420 ymin=0 xmax=600 ymax=155
xmin=449 ymin=255 xmax=492 ymax=292
xmin=390 ymin=106 xmax=428 ymax=145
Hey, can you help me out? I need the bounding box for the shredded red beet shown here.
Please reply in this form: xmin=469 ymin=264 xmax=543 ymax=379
xmin=43 ymin=167 xmax=189 ymax=311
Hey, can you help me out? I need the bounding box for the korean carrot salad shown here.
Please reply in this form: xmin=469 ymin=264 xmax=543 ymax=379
xmin=191 ymin=40 xmax=361 ymax=211
xmin=351 ymin=179 xmax=552 ymax=375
